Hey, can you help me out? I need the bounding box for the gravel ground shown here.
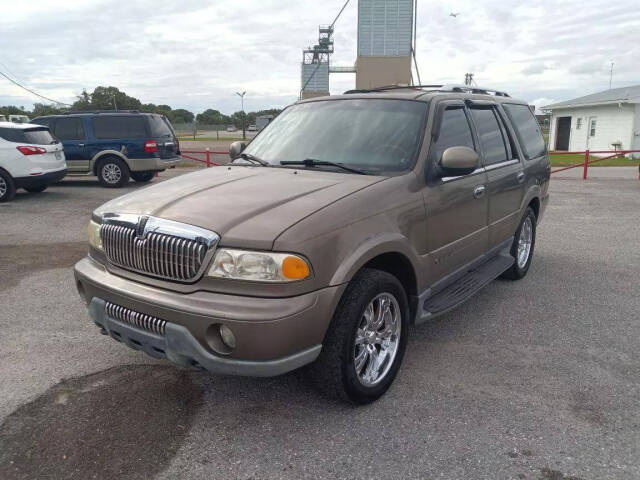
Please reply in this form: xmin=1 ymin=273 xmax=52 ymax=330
xmin=0 ymin=171 xmax=639 ymax=480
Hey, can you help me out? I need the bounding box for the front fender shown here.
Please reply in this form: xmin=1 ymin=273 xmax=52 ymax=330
xmin=329 ymin=232 xmax=421 ymax=287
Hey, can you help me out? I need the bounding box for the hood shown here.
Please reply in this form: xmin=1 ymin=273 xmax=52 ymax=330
xmin=94 ymin=166 xmax=386 ymax=250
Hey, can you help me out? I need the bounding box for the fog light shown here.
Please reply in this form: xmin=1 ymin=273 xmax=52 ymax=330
xmin=219 ymin=325 xmax=236 ymax=349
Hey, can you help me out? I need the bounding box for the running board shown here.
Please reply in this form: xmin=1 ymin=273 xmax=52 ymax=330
xmin=416 ymin=254 xmax=514 ymax=324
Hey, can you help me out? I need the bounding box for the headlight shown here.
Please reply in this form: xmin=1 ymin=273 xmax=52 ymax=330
xmin=87 ymin=220 xmax=103 ymax=252
xmin=207 ymin=249 xmax=311 ymax=282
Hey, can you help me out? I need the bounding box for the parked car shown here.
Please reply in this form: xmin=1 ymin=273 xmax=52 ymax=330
xmin=247 ymin=124 xmax=257 ymax=132
xmin=74 ymin=85 xmax=550 ymax=403
xmin=226 ymin=125 xmax=236 ymax=132
xmin=8 ymin=114 xmax=30 ymax=124
xmin=32 ymin=111 xmax=181 ymax=188
xmin=0 ymin=121 xmax=67 ymax=202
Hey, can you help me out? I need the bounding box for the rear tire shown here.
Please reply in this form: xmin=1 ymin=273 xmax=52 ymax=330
xmin=308 ymin=268 xmax=409 ymax=404
xmin=131 ymin=171 xmax=155 ymax=183
xmin=97 ymin=157 xmax=130 ymax=188
xmin=25 ymin=185 xmax=47 ymax=193
xmin=0 ymin=169 xmax=16 ymax=202
xmin=502 ymin=207 xmax=537 ymax=280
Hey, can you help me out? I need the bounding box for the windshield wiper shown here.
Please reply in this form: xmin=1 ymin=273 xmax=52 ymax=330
xmin=280 ymin=159 xmax=367 ymax=175
xmin=234 ymin=152 xmax=270 ymax=166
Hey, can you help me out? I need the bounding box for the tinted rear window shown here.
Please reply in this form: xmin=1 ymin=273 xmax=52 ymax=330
xmin=503 ymin=104 xmax=546 ymax=159
xmin=92 ymin=116 xmax=147 ymax=139
xmin=0 ymin=127 xmax=55 ymax=145
xmin=470 ymin=107 xmax=508 ymax=165
xmin=147 ymin=115 xmax=173 ymax=137
xmin=54 ymin=117 xmax=85 ymax=141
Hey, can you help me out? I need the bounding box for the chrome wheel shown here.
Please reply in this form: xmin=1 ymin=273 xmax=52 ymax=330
xmin=353 ymin=293 xmax=401 ymax=387
xmin=102 ymin=163 xmax=122 ymax=184
xmin=517 ymin=216 xmax=533 ymax=268
xmin=0 ymin=176 xmax=6 ymax=198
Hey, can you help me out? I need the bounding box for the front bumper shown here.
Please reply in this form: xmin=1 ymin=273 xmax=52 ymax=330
xmin=126 ymin=156 xmax=182 ymax=172
xmin=74 ymin=256 xmax=344 ymax=376
xmin=88 ymin=298 xmax=321 ymax=376
xmin=14 ymin=168 xmax=67 ymax=188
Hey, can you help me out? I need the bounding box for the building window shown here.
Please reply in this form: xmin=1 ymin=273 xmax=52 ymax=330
xmin=576 ymin=118 xmax=582 ymax=129
xmin=589 ymin=119 xmax=597 ymax=137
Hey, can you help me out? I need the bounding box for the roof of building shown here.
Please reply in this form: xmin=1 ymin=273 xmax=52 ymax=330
xmin=543 ymin=85 xmax=640 ymax=110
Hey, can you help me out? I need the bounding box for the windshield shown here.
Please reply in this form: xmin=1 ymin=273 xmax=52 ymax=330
xmin=242 ymin=99 xmax=428 ymax=175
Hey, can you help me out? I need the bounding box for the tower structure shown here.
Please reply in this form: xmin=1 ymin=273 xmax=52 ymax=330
xmin=300 ymin=25 xmax=334 ymax=99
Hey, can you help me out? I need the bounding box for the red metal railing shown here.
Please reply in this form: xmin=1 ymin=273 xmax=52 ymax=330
xmin=180 ymin=148 xmax=227 ymax=167
xmin=549 ymin=149 xmax=640 ymax=179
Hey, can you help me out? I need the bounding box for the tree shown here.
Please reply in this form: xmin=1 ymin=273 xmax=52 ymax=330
xmin=32 ymin=103 xmax=65 ymax=117
xmin=168 ymin=109 xmax=194 ymax=124
xmin=196 ymin=109 xmax=230 ymax=126
xmin=71 ymin=86 xmax=141 ymax=111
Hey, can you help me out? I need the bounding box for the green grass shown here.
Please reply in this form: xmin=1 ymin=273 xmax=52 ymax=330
xmin=550 ymin=153 xmax=637 ymax=167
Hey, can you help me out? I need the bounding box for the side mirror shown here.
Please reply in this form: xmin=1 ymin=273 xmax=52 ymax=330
xmin=229 ymin=141 xmax=246 ymax=160
xmin=439 ymin=146 xmax=479 ymax=177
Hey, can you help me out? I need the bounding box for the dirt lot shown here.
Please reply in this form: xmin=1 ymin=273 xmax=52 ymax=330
xmin=1 ymin=170 xmax=639 ymax=479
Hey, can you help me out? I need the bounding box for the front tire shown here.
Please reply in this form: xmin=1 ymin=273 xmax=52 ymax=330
xmin=97 ymin=157 xmax=130 ymax=188
xmin=25 ymin=185 xmax=48 ymax=193
xmin=502 ymin=207 xmax=537 ymax=280
xmin=0 ymin=169 xmax=16 ymax=202
xmin=131 ymin=171 xmax=155 ymax=183
xmin=309 ymin=268 xmax=409 ymax=404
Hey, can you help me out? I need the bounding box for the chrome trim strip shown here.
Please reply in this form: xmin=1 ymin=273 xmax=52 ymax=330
xmin=441 ymin=167 xmax=486 ymax=183
xmin=483 ymin=159 xmax=520 ymax=171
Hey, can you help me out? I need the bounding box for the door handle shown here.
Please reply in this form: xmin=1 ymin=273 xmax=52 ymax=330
xmin=473 ymin=185 xmax=486 ymax=198
xmin=517 ymin=171 xmax=525 ymax=183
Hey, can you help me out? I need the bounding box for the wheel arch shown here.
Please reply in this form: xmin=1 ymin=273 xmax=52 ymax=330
xmin=91 ymin=150 xmax=129 ymax=175
xmin=329 ymin=234 xmax=420 ymax=317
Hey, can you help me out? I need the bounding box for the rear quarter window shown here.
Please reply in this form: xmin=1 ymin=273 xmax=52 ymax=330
xmin=147 ymin=115 xmax=174 ymax=137
xmin=0 ymin=127 xmax=55 ymax=145
xmin=503 ymin=104 xmax=546 ymax=159
xmin=92 ymin=116 xmax=148 ymax=139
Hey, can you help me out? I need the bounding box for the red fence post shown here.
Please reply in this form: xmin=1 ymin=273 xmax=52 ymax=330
xmin=583 ymin=149 xmax=589 ymax=179
xmin=206 ymin=148 xmax=211 ymax=168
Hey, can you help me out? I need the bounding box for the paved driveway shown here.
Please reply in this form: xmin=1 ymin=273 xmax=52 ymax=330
xmin=1 ymin=172 xmax=639 ymax=479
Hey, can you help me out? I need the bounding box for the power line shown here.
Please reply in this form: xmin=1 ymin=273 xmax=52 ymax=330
xmin=0 ymin=70 xmax=71 ymax=106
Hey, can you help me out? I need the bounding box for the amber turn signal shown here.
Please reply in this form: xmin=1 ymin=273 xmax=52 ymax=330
xmin=281 ymin=255 xmax=310 ymax=280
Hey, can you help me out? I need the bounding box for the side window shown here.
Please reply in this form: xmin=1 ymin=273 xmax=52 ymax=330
xmin=503 ymin=104 xmax=546 ymax=160
xmin=92 ymin=116 xmax=147 ymax=139
xmin=469 ymin=107 xmax=508 ymax=166
xmin=589 ymin=118 xmax=597 ymax=137
xmin=54 ymin=117 xmax=85 ymax=141
xmin=432 ymin=106 xmax=475 ymax=162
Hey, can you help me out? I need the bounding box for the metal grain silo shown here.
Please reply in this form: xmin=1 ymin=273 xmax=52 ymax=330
xmin=356 ymin=0 xmax=414 ymax=89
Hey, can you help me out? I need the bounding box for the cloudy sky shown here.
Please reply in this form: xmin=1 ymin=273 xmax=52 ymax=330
xmin=1 ymin=0 xmax=639 ymax=114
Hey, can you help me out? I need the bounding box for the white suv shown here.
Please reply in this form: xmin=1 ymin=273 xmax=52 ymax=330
xmin=0 ymin=122 xmax=67 ymax=202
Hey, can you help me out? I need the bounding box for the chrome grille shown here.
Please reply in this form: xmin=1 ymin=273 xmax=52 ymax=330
xmin=99 ymin=214 xmax=219 ymax=283
xmin=105 ymin=301 xmax=167 ymax=336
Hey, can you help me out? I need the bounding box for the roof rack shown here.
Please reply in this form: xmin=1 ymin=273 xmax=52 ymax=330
xmin=344 ymin=84 xmax=510 ymax=97
xmin=61 ymin=110 xmax=141 ymax=115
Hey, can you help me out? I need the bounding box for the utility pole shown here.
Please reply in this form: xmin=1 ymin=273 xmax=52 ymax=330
xmin=112 ymin=95 xmax=117 ymax=110
xmin=235 ymin=91 xmax=246 ymax=140
xmin=609 ymin=62 xmax=614 ymax=90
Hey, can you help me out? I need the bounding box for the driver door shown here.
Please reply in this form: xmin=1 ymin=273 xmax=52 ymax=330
xmin=422 ymin=101 xmax=489 ymax=284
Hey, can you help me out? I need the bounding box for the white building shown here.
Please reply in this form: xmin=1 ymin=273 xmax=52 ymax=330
xmin=544 ymin=85 xmax=640 ymax=156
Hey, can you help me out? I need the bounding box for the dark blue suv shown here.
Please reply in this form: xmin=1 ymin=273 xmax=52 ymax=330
xmin=32 ymin=111 xmax=181 ymax=188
